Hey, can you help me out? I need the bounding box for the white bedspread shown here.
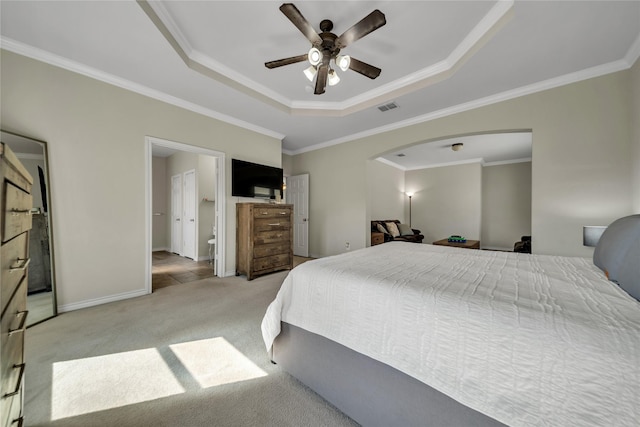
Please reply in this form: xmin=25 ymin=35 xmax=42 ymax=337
xmin=261 ymin=243 xmax=640 ymax=427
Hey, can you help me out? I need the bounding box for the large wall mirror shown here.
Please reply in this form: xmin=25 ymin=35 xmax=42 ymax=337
xmin=1 ymin=130 xmax=57 ymax=326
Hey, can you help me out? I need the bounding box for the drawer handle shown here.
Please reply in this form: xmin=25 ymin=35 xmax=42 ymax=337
xmin=280 ymin=212 xmax=287 ymax=215
xmin=9 ymin=310 xmax=28 ymax=336
xmin=261 ymin=211 xmax=268 ymax=215
xmin=2 ymin=364 xmax=26 ymax=399
xmin=10 ymin=209 xmax=31 ymax=216
xmin=9 ymin=258 xmax=30 ymax=272
xmin=268 ymin=223 xmax=280 ymax=226
xmin=11 ymin=416 xmax=23 ymax=427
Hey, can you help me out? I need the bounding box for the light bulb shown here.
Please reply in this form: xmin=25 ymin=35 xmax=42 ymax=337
xmin=308 ymin=47 xmax=322 ymax=66
xmin=336 ymin=54 xmax=350 ymax=72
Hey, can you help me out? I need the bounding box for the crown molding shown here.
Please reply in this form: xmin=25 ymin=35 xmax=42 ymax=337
xmin=139 ymin=0 xmax=514 ymax=117
xmin=483 ymin=157 xmax=532 ymax=167
xmin=0 ymin=37 xmax=284 ymax=141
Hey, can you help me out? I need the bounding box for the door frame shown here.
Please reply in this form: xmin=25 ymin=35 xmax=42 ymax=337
xmin=145 ymin=136 xmax=226 ymax=294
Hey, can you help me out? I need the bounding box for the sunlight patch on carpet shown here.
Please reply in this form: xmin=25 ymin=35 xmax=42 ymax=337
xmin=51 ymin=348 xmax=185 ymax=420
xmin=169 ymin=337 xmax=267 ymax=388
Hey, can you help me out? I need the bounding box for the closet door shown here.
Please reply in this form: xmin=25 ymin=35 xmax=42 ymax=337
xmin=182 ymin=170 xmax=196 ymax=260
xmin=170 ymin=174 xmax=182 ymax=255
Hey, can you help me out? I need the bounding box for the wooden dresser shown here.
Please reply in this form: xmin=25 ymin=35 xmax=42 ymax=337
xmin=1 ymin=143 xmax=32 ymax=427
xmin=236 ymin=203 xmax=293 ymax=280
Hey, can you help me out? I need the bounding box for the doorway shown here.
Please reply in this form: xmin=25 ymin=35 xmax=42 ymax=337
xmin=145 ymin=137 xmax=226 ymax=294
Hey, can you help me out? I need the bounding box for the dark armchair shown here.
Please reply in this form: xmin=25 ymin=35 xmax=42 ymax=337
xmin=514 ymin=236 xmax=531 ymax=253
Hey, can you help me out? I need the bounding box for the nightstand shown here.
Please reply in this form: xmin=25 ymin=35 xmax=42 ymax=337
xmin=371 ymin=232 xmax=385 ymax=246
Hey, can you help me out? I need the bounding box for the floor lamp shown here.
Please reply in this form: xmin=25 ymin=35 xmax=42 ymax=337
xmin=406 ymin=192 xmax=414 ymax=227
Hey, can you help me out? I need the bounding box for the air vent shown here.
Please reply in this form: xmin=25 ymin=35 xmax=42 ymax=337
xmin=377 ymin=102 xmax=398 ymax=112
xmin=396 ymin=153 xmax=406 ymax=157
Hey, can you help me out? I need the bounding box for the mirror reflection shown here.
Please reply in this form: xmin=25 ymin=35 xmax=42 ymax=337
xmin=1 ymin=131 xmax=57 ymax=326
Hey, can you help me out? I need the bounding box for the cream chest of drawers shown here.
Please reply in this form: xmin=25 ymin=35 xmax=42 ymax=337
xmin=1 ymin=143 xmax=32 ymax=427
xmin=236 ymin=203 xmax=293 ymax=280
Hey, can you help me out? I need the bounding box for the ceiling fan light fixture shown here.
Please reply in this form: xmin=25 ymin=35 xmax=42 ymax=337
xmin=336 ymin=54 xmax=351 ymax=72
xmin=308 ymin=47 xmax=322 ymax=66
xmin=303 ymin=65 xmax=317 ymax=82
xmin=452 ymin=143 xmax=464 ymax=152
xmin=328 ymin=69 xmax=340 ymax=86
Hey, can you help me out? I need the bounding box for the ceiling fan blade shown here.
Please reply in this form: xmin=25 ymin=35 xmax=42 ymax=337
xmin=314 ymin=64 xmax=328 ymax=94
xmin=349 ymin=57 xmax=381 ymax=79
xmin=335 ymin=9 xmax=386 ymax=49
xmin=265 ymin=54 xmax=308 ymax=69
xmin=280 ymin=3 xmax=322 ymax=47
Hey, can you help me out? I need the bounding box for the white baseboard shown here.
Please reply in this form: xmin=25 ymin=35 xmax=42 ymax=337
xmin=58 ymin=288 xmax=149 ymax=313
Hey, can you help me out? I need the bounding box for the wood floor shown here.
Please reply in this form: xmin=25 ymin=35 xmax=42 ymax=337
xmin=152 ymin=251 xmax=314 ymax=291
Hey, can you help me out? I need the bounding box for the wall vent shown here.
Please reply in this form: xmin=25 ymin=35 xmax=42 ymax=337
xmin=377 ymin=102 xmax=398 ymax=112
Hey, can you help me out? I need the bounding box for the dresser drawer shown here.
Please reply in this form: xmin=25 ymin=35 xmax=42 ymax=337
xmin=253 ymin=207 xmax=290 ymax=219
xmin=1 ymin=277 xmax=27 ymax=412
xmin=254 ymin=218 xmax=290 ymax=232
xmin=253 ymin=253 xmax=290 ymax=272
xmin=1 ymin=232 xmax=29 ymax=316
xmin=3 ymin=182 xmax=32 ymax=244
xmin=0 ymin=388 xmax=22 ymax=427
xmin=253 ymin=242 xmax=290 ymax=258
xmin=254 ymin=230 xmax=290 ymax=245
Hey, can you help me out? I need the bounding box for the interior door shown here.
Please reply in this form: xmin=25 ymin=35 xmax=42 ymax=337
xmin=287 ymin=174 xmax=309 ymax=257
xmin=182 ymin=169 xmax=196 ymax=260
xmin=171 ymin=174 xmax=182 ymax=255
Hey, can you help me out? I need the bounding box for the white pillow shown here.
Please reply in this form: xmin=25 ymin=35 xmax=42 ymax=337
xmin=385 ymin=222 xmax=400 ymax=238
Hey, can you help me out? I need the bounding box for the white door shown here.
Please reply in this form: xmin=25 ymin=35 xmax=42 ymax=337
xmin=183 ymin=170 xmax=197 ymax=260
xmin=287 ymin=174 xmax=309 ymax=257
xmin=171 ymin=174 xmax=182 ymax=255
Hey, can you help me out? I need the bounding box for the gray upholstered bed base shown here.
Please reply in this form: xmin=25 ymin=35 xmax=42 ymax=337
xmin=273 ymin=322 xmax=507 ymax=427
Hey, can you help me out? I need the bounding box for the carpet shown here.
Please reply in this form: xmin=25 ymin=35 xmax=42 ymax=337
xmin=24 ymin=269 xmax=357 ymax=427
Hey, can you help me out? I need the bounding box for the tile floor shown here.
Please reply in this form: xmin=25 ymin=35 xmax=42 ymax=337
xmin=152 ymin=251 xmax=215 ymax=291
xmin=151 ymin=251 xmax=315 ymax=291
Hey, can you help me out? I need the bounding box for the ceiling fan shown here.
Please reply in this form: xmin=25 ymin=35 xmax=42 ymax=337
xmin=265 ymin=3 xmax=386 ymax=95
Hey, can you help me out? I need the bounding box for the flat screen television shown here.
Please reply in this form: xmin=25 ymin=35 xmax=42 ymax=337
xmin=232 ymin=159 xmax=283 ymax=199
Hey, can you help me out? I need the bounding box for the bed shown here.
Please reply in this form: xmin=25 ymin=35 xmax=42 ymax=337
xmin=261 ymin=215 xmax=640 ymax=426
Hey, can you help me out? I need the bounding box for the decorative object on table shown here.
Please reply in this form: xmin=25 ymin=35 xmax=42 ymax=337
xmin=447 ymin=235 xmax=467 ymax=243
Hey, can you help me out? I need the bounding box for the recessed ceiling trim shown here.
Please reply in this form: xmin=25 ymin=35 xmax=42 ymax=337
xmin=0 ymin=37 xmax=285 ymax=141
xmin=285 ymin=55 xmax=634 ymax=155
xmin=139 ymin=0 xmax=514 ymax=117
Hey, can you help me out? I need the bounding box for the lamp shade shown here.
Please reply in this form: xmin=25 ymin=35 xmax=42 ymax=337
xmin=328 ymin=69 xmax=340 ymax=86
xmin=583 ymin=226 xmax=607 ymax=247
xmin=303 ymin=66 xmax=317 ymax=82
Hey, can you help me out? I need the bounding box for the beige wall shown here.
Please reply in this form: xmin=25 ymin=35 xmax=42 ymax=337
xmin=1 ymin=51 xmax=281 ymax=310
xmin=282 ymin=153 xmax=294 ymax=177
xmin=631 ymin=58 xmax=640 ymax=213
xmin=291 ymin=69 xmax=634 ymax=258
xmin=406 ymin=163 xmax=483 ymax=244
xmin=367 ymin=160 xmax=405 ymax=225
xmin=482 ymin=162 xmax=532 ymax=250
xmin=152 ymin=156 xmax=168 ymax=250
